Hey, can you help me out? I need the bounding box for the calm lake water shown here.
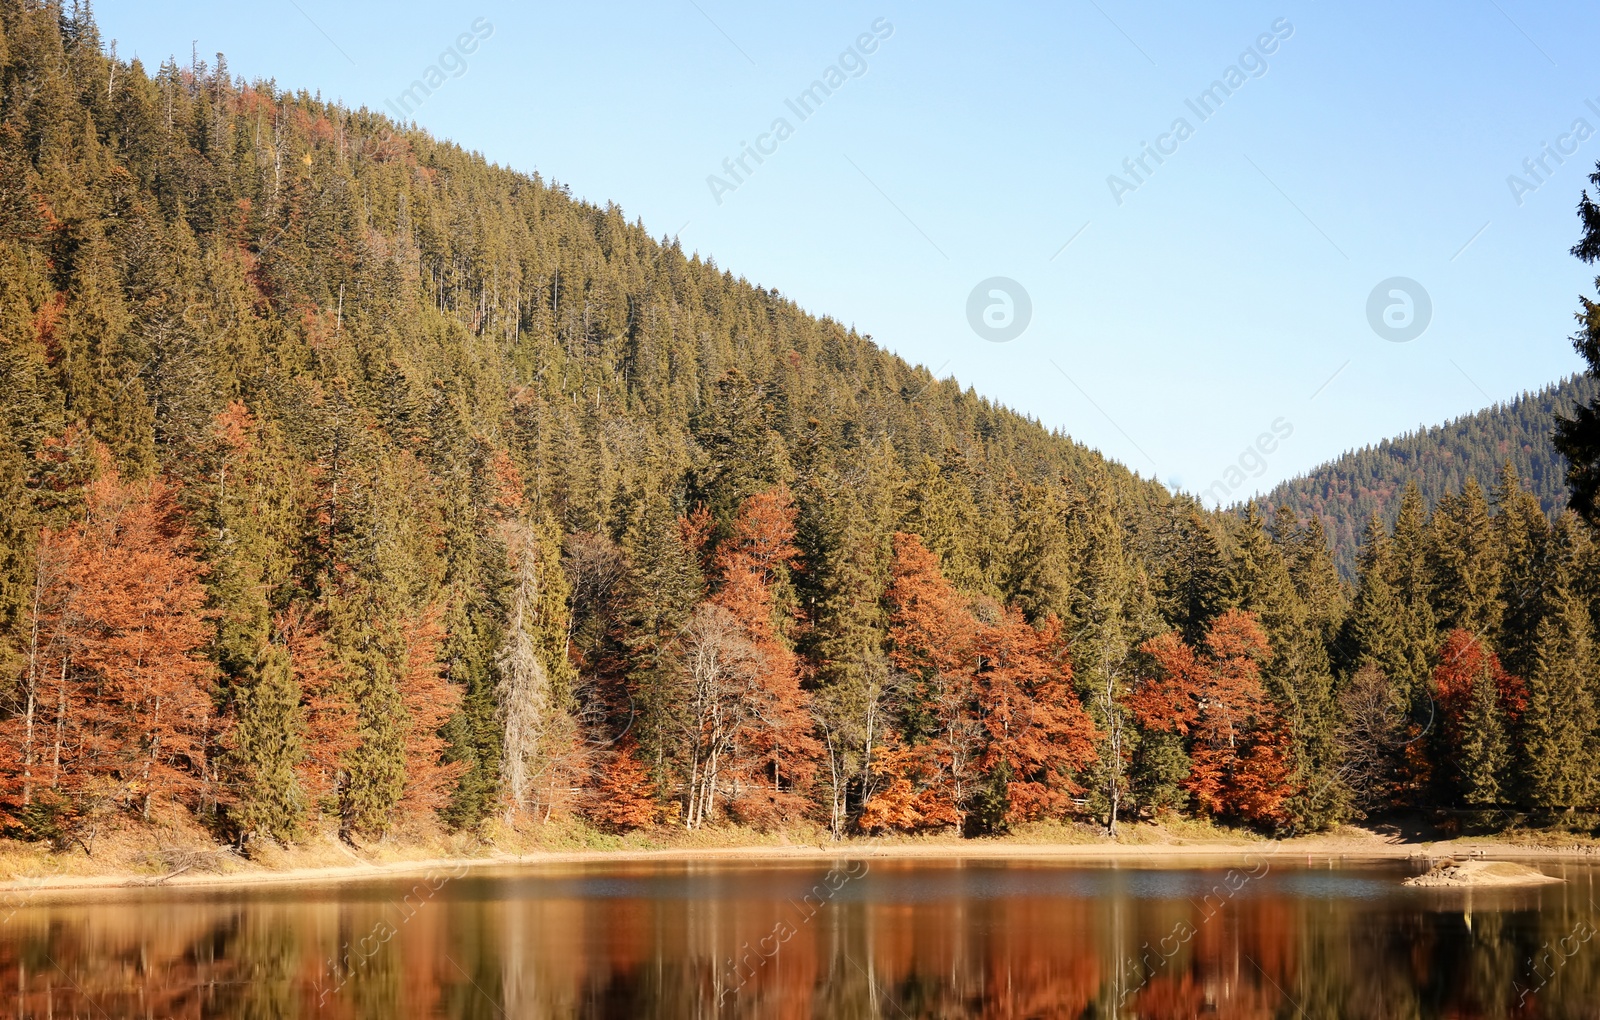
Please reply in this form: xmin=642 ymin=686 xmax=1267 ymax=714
xmin=3 ymin=855 xmax=1599 ymax=1018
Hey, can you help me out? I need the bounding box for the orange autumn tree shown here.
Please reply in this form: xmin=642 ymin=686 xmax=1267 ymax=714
xmin=863 ymin=532 xmax=980 ymax=832
xmin=0 ymin=458 xmax=220 ymax=834
xmin=397 ymin=606 xmax=465 ymax=815
xmin=866 ymin=533 xmax=1099 ymax=833
xmin=276 ymin=606 xmax=356 ymax=826
xmin=1129 ymin=610 xmax=1291 ymax=825
xmin=706 ymin=485 xmax=819 ymax=823
xmin=588 ymin=739 xmax=660 ymax=831
xmin=972 ymin=609 xmax=1099 ymax=828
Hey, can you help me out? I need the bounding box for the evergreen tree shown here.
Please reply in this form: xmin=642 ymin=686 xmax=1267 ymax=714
xmin=1494 ymin=463 xmax=1552 ymax=679
xmin=1457 ymin=661 xmax=1510 ymax=808
xmin=1519 ymin=514 xmax=1599 ymax=808
xmin=1432 ymin=631 xmax=1520 ymax=809
xmin=1558 ymin=168 xmax=1600 ymax=522
xmin=1069 ymin=479 xmax=1143 ymax=834
xmin=227 ymin=640 xmax=306 ymax=844
xmin=497 ymin=519 xmax=575 ymax=822
xmin=1429 ymin=478 xmax=1504 ymax=637
xmin=336 ymin=633 xmax=408 ymax=839
xmin=1391 ymin=484 xmax=1440 ymax=688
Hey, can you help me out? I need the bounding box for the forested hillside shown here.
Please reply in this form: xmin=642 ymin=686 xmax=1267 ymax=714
xmin=0 ymin=3 xmax=1597 ymax=853
xmin=1261 ymin=375 xmax=1599 ymax=575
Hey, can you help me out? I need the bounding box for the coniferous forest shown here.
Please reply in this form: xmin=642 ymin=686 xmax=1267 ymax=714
xmin=2 ymin=2 xmax=1600 ymax=856
xmin=1261 ymin=374 xmax=1600 ymax=577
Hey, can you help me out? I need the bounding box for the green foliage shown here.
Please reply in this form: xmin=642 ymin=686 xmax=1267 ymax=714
xmin=1519 ymin=517 xmax=1599 ymax=808
xmin=1266 ymin=375 xmax=1600 ymax=575
xmin=228 ymin=642 xmax=306 ymax=844
xmin=1457 ymin=664 xmax=1510 ymax=807
xmin=0 ymin=2 xmax=1596 ymax=847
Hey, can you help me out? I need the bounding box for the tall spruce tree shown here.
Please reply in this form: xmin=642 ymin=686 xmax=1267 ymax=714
xmin=1558 ymin=166 xmax=1600 ymax=522
xmin=1429 ymin=478 xmax=1504 ymax=637
xmin=227 ymin=640 xmax=306 ymax=844
xmin=1070 ymin=479 xmax=1142 ymax=834
xmin=1458 ymin=661 xmax=1510 ymax=808
xmin=1494 ymin=463 xmax=1552 ymax=679
xmin=1519 ymin=514 xmax=1599 ymax=808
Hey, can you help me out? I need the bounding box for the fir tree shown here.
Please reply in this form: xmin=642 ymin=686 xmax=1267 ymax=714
xmin=1558 ymin=169 xmax=1600 ymax=522
xmin=1457 ymin=662 xmax=1510 ymax=807
xmin=1519 ymin=515 xmax=1599 ymax=808
xmin=227 ymin=640 xmax=306 ymax=844
xmin=1429 ymin=479 xmax=1504 ymax=637
xmin=1494 ymin=462 xmax=1553 ymax=679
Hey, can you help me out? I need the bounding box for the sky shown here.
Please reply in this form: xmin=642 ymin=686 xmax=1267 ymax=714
xmin=94 ymin=0 xmax=1600 ymax=502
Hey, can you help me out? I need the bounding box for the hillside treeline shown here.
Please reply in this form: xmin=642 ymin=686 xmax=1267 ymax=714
xmin=0 ymin=4 xmax=1596 ymax=851
xmin=1261 ymin=374 xmax=1599 ymax=576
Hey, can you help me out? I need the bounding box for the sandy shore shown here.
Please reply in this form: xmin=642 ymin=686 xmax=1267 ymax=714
xmin=2 ymin=828 xmax=1594 ymax=898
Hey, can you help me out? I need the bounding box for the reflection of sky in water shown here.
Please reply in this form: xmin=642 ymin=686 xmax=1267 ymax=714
xmin=436 ymin=859 xmax=1450 ymax=905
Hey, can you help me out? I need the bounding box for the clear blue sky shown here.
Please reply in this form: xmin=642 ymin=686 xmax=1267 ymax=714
xmin=95 ymin=0 xmax=1599 ymax=500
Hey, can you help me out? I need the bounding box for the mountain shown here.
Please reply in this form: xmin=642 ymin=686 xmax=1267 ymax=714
xmin=0 ymin=2 xmax=1195 ymax=844
xmin=1259 ymin=374 xmax=1599 ymax=576
xmin=1 ymin=3 xmax=1596 ymax=851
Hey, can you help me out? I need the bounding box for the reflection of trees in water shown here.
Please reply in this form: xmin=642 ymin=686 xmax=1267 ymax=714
xmin=2 ymin=873 xmax=1600 ymax=1017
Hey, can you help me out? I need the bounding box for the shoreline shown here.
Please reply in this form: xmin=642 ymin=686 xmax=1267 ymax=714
xmin=4 ymin=830 xmax=1596 ymax=898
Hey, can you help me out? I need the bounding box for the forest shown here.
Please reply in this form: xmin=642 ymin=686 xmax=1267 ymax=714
xmin=1262 ymin=373 xmax=1600 ymax=576
xmin=0 ymin=2 xmax=1598 ymax=855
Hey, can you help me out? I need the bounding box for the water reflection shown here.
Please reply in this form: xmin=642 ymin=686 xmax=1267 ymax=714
xmin=2 ymin=857 xmax=1598 ymax=1018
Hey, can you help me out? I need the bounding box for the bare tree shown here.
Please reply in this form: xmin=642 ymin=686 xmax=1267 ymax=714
xmin=498 ymin=526 xmax=555 ymax=821
xmin=1337 ymin=662 xmax=1404 ymax=816
xmin=679 ymin=605 xmax=760 ymax=829
xmin=811 ymin=658 xmax=897 ymax=840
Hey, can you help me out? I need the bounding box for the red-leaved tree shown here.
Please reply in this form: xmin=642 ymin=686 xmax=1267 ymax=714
xmin=708 ymin=485 xmax=819 ymax=823
xmin=1 ymin=458 xmax=219 ymax=834
xmin=973 ymin=610 xmax=1098 ymax=824
xmin=397 ymin=605 xmax=465 ymax=815
xmin=867 ymin=532 xmax=980 ymax=831
xmin=1129 ymin=610 xmax=1290 ymax=824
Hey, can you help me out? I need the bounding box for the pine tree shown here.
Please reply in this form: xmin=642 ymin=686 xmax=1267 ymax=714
xmin=1429 ymin=478 xmax=1504 ymax=637
xmin=1069 ymin=478 xmax=1143 ymax=835
xmin=1457 ymin=661 xmax=1510 ymax=808
xmin=1391 ymin=485 xmax=1440 ymax=695
xmin=1493 ymin=463 xmax=1552 ymax=679
xmin=615 ymin=493 xmax=697 ymax=782
xmin=1519 ymin=514 xmax=1599 ymax=808
xmin=1004 ymin=480 xmax=1077 ymax=624
xmin=337 ymin=635 xmax=408 ymax=839
xmin=1348 ymin=518 xmax=1410 ymax=688
xmin=1557 ymin=174 xmax=1600 ymax=522
xmin=1262 ymin=506 xmax=1344 ymax=829
xmin=902 ymin=452 xmax=989 ymax=595
xmin=227 ymin=640 xmax=305 ymax=844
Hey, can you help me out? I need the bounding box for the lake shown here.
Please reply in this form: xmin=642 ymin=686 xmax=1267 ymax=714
xmin=2 ymin=855 xmax=1598 ymax=1017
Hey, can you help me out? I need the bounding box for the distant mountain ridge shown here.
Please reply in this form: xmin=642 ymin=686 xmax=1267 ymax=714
xmin=1259 ymin=374 xmax=1598 ymax=575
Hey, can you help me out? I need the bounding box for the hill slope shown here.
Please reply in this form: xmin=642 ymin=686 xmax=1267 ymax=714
xmin=0 ymin=2 xmax=1200 ymax=842
xmin=1260 ymin=374 xmax=1598 ymax=574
